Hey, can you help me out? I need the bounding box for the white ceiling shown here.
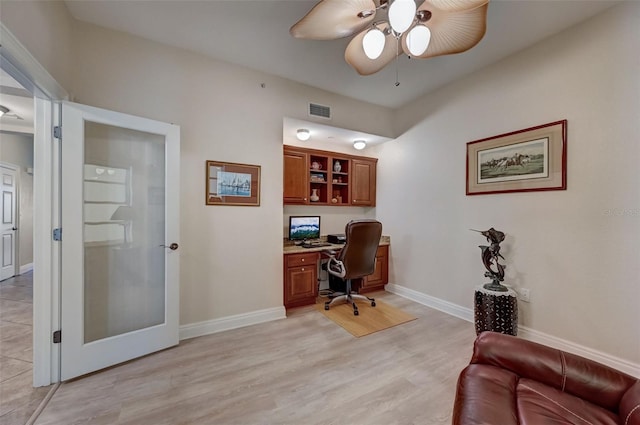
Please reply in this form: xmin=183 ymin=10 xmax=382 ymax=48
xmin=0 ymin=1 xmax=621 ymax=145
xmin=65 ymin=0 xmax=620 ymax=109
xmin=283 ymin=116 xmax=393 ymax=150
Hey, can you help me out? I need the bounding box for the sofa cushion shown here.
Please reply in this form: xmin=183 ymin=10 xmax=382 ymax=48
xmin=517 ymin=379 xmax=620 ymax=425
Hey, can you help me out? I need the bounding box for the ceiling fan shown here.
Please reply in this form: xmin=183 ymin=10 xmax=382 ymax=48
xmin=290 ymin=0 xmax=490 ymax=76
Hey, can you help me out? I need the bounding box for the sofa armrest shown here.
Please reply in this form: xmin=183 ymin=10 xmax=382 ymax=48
xmin=620 ymin=381 xmax=640 ymax=425
xmin=471 ymin=331 xmax=637 ymax=411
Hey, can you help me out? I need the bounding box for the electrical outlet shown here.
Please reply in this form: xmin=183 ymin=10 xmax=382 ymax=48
xmin=519 ymin=288 xmax=531 ymax=303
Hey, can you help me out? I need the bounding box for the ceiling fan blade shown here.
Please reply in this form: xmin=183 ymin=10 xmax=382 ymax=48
xmin=426 ymin=0 xmax=489 ymax=13
xmin=403 ymin=1 xmax=488 ymax=59
xmin=290 ymin=0 xmax=377 ymax=40
xmin=345 ymin=23 xmax=401 ymax=75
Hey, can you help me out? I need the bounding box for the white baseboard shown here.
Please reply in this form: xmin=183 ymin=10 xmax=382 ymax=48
xmin=19 ymin=263 xmax=33 ymax=274
xmin=385 ymin=283 xmax=474 ymax=322
xmin=179 ymin=306 xmax=287 ymax=341
xmin=385 ymin=283 xmax=640 ymax=378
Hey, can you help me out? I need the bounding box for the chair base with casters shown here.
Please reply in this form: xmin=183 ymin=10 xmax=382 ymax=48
xmin=324 ymin=279 xmax=376 ymax=316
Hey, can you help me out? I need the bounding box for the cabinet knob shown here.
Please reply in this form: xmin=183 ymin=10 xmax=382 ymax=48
xmin=301 ymin=268 xmax=305 ymax=271
xmin=301 ymin=259 xmax=305 ymax=262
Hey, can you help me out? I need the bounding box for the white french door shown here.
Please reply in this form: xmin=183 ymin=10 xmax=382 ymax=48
xmin=0 ymin=164 xmax=18 ymax=281
xmin=60 ymin=101 xmax=180 ymax=381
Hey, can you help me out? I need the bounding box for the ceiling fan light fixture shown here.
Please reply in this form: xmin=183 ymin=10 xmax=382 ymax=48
xmin=362 ymin=28 xmax=386 ymax=60
xmin=406 ymin=25 xmax=431 ymax=56
xmin=296 ymin=129 xmax=311 ymax=141
xmin=388 ymin=0 xmax=417 ymax=34
xmin=0 ymin=105 xmax=8 ymax=118
xmin=353 ymin=140 xmax=367 ymax=150
xmin=291 ymin=0 xmax=490 ymax=75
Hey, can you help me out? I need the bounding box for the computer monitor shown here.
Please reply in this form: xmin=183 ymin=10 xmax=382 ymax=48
xmin=289 ymin=216 xmax=321 ymax=241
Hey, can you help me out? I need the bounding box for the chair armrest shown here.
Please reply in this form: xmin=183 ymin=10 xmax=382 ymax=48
xmin=471 ymin=332 xmax=638 ymax=411
xmin=326 ymin=255 xmax=346 ymax=279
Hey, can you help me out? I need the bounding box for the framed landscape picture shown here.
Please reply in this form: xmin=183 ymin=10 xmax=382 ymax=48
xmin=466 ymin=120 xmax=567 ymax=195
xmin=206 ymin=160 xmax=261 ymax=206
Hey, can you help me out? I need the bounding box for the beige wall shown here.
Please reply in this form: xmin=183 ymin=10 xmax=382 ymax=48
xmin=2 ymin=1 xmax=637 ymax=366
xmin=0 ymin=0 xmax=74 ymax=92
xmin=67 ymin=21 xmax=394 ymax=325
xmin=377 ymin=2 xmax=640 ymax=364
xmin=0 ymin=132 xmax=34 ymax=268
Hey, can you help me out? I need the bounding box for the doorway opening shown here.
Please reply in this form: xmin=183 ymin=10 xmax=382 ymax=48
xmin=0 ymin=66 xmax=45 ymax=422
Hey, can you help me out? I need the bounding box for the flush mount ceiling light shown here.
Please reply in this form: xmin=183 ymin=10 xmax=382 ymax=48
xmin=290 ymin=0 xmax=489 ymax=76
xmin=353 ymin=140 xmax=367 ymax=150
xmin=296 ymin=129 xmax=311 ymax=141
xmin=0 ymin=105 xmax=8 ymax=118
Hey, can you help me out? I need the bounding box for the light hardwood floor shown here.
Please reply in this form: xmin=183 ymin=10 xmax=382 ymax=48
xmin=33 ymin=292 xmax=476 ymax=425
xmin=0 ymin=271 xmax=50 ymax=425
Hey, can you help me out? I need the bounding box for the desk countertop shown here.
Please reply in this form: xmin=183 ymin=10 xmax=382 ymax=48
xmin=283 ymin=235 xmax=390 ymax=254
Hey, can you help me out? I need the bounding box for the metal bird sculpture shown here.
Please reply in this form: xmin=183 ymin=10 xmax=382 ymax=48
xmin=471 ymin=227 xmax=507 ymax=291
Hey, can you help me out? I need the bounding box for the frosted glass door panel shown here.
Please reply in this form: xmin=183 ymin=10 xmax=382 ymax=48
xmin=84 ymin=122 xmax=166 ymax=343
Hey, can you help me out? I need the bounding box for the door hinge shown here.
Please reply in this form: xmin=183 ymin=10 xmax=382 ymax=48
xmin=52 ymin=228 xmax=62 ymax=241
xmin=53 ymin=330 xmax=61 ymax=343
xmin=53 ymin=126 xmax=62 ymax=139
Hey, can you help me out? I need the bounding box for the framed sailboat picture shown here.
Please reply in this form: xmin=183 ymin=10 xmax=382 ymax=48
xmin=206 ymin=160 xmax=261 ymax=206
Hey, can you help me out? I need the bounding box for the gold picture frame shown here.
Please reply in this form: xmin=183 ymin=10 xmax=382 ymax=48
xmin=206 ymin=160 xmax=261 ymax=206
xmin=466 ymin=120 xmax=567 ymax=195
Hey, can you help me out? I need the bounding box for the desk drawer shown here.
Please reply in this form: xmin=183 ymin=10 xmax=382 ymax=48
xmin=286 ymin=252 xmax=319 ymax=268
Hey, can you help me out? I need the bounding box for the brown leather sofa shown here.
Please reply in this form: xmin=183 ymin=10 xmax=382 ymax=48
xmin=453 ymin=331 xmax=640 ymax=425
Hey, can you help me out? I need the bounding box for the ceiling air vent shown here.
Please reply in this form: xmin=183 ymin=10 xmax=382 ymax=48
xmin=309 ymin=103 xmax=331 ymax=119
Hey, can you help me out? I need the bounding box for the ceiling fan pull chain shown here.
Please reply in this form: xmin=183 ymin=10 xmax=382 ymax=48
xmin=395 ymin=37 xmax=400 ymax=87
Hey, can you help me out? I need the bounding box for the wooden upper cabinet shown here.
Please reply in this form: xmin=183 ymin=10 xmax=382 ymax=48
xmin=284 ymin=146 xmax=376 ymax=206
xmin=283 ymin=148 xmax=308 ymax=204
xmin=351 ymin=158 xmax=377 ymax=206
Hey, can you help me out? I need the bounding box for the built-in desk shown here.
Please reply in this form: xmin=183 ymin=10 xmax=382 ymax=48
xmin=283 ymin=237 xmax=390 ymax=309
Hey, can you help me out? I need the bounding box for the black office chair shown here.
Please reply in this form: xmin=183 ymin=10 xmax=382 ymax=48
xmin=324 ymin=219 xmax=382 ymax=316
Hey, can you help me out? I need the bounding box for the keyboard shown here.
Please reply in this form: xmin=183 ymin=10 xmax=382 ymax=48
xmin=301 ymin=242 xmax=332 ymax=248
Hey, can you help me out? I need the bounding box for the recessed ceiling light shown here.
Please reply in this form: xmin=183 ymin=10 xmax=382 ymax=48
xmin=296 ymin=129 xmax=310 ymax=141
xmin=353 ymin=140 xmax=366 ymax=150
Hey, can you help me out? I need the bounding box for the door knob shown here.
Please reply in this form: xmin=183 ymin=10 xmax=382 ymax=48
xmin=160 ymin=243 xmax=179 ymax=250
xmin=12 ymin=227 xmax=17 ymax=231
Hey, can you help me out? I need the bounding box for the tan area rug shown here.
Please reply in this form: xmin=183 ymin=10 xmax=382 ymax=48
xmin=316 ymin=299 xmax=417 ymax=337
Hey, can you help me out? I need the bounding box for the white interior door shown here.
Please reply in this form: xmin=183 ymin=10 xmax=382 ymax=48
xmin=60 ymin=101 xmax=180 ymax=381
xmin=0 ymin=165 xmax=18 ymax=281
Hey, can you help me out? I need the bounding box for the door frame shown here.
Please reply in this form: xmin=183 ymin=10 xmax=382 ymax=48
xmin=0 ymin=22 xmax=68 ymax=386
xmin=0 ymin=162 xmax=20 ymax=279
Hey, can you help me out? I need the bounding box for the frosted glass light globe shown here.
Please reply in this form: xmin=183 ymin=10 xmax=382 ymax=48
xmin=362 ymin=29 xmax=386 ymax=60
xmin=388 ymin=0 xmax=417 ymax=34
xmin=406 ymin=25 xmax=431 ymax=56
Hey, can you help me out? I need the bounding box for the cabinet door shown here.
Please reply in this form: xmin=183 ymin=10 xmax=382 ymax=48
xmin=360 ymin=245 xmax=388 ymax=292
xmin=351 ymin=158 xmax=377 ymax=206
xmin=284 ymin=148 xmax=308 ymax=204
xmin=285 ymin=265 xmax=317 ymax=307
